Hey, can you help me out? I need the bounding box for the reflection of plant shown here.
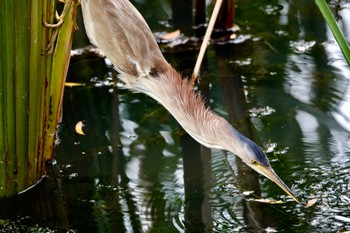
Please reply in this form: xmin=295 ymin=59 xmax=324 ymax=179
xmin=315 ymin=0 xmax=350 ymax=65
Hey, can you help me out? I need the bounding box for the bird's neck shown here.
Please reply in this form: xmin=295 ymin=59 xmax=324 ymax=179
xmin=119 ymin=67 xmax=243 ymax=152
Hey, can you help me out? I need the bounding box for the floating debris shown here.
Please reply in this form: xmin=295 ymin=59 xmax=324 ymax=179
xmin=250 ymin=198 xmax=285 ymax=204
xmin=75 ymin=121 xmax=85 ymax=135
xmin=160 ymin=29 xmax=181 ymax=40
xmin=65 ymin=82 xmax=86 ymax=87
xmin=306 ymin=198 xmax=318 ymax=207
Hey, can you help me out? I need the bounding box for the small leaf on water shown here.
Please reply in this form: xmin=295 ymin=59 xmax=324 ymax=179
xmin=75 ymin=121 xmax=85 ymax=135
xmin=160 ymin=29 xmax=181 ymax=40
xmin=306 ymin=198 xmax=317 ymax=207
xmin=65 ymin=82 xmax=86 ymax=87
xmin=230 ymin=33 xmax=237 ymax=39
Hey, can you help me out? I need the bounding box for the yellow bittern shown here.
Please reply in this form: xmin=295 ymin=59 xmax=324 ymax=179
xmin=80 ymin=0 xmax=299 ymax=203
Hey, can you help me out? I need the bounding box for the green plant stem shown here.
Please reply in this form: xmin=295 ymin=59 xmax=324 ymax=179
xmin=0 ymin=0 xmax=76 ymax=197
xmin=4 ymin=0 xmax=16 ymax=196
xmin=28 ymin=0 xmax=44 ymax=185
xmin=315 ymin=0 xmax=350 ymax=65
xmin=14 ymin=0 xmax=30 ymax=192
xmin=44 ymin=0 xmax=78 ymax=160
xmin=0 ymin=0 xmax=6 ymax=197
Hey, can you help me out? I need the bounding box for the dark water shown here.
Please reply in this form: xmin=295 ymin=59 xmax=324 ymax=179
xmin=1 ymin=0 xmax=350 ymax=232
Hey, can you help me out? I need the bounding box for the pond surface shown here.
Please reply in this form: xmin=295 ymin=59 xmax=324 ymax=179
xmin=1 ymin=0 xmax=350 ymax=232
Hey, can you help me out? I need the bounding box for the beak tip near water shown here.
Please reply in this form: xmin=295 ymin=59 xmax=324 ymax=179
xmin=258 ymin=166 xmax=300 ymax=204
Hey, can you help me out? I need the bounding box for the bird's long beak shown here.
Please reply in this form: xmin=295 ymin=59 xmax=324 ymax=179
xmin=257 ymin=166 xmax=300 ymax=203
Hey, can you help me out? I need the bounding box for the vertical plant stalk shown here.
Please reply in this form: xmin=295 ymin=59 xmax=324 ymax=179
xmin=0 ymin=0 xmax=77 ymax=197
xmin=28 ymin=0 xmax=46 ymax=188
xmin=3 ymin=0 xmax=16 ymax=196
xmin=0 ymin=0 xmax=5 ymax=197
xmin=15 ymin=0 xmax=31 ymax=192
xmin=315 ymin=0 xmax=350 ymax=65
xmin=43 ymin=0 xmax=79 ymax=162
xmin=191 ymin=0 xmax=223 ymax=85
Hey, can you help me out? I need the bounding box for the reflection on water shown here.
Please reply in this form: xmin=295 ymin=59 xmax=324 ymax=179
xmin=1 ymin=0 xmax=350 ymax=232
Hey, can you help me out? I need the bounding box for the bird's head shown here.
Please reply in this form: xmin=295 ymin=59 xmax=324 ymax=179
xmin=232 ymin=132 xmax=300 ymax=203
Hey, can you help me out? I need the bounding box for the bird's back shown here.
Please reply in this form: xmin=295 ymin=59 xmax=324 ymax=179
xmin=81 ymin=0 xmax=169 ymax=77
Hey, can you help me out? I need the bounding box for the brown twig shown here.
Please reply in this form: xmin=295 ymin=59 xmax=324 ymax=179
xmin=190 ymin=0 xmax=223 ymax=85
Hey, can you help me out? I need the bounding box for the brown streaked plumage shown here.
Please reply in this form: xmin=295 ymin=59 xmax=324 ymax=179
xmin=81 ymin=0 xmax=170 ymax=76
xmin=80 ymin=0 xmax=299 ymax=203
xmin=119 ymin=67 xmax=227 ymax=149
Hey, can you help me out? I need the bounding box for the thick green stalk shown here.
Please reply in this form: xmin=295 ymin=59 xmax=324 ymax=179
xmin=14 ymin=0 xmax=30 ymax=192
xmin=0 ymin=0 xmax=77 ymax=197
xmin=0 ymin=0 xmax=7 ymax=197
xmin=4 ymin=0 xmax=16 ymax=196
xmin=28 ymin=0 xmax=44 ymax=185
xmin=315 ymin=0 xmax=350 ymax=65
xmin=44 ymin=0 xmax=78 ymax=160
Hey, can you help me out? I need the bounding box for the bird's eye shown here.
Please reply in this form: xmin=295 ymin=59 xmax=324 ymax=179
xmin=149 ymin=67 xmax=159 ymax=77
xmin=251 ymin=160 xmax=258 ymax=165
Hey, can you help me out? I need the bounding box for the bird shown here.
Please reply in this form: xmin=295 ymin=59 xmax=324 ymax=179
xmin=80 ymin=0 xmax=299 ymax=203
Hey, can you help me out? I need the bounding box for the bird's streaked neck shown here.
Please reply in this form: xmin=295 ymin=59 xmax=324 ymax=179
xmin=119 ymin=66 xmax=300 ymax=203
xmin=118 ymin=67 xmax=244 ymax=153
